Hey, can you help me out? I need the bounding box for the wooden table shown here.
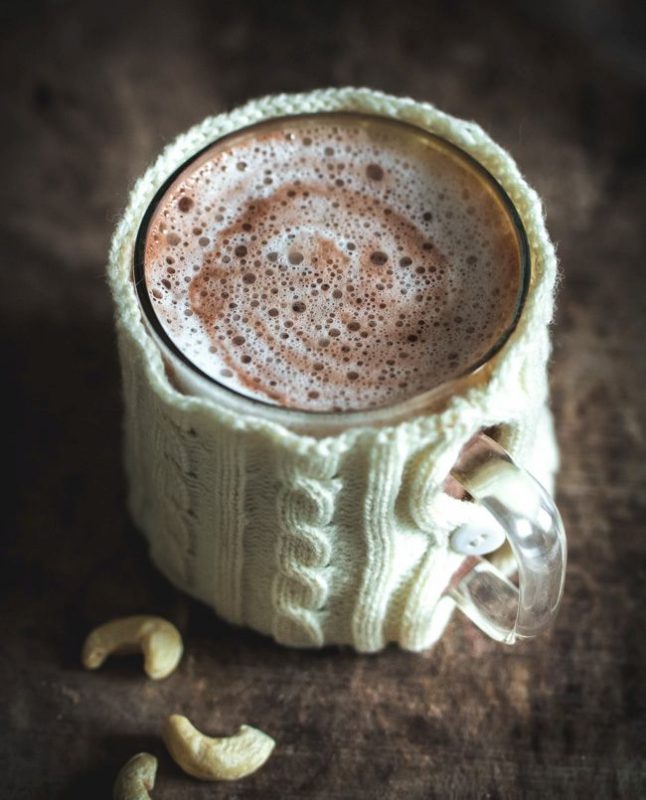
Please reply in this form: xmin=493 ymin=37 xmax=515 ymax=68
xmin=3 ymin=1 xmax=645 ymax=797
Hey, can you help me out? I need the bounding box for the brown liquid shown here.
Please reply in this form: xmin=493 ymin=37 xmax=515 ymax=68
xmin=144 ymin=113 xmax=524 ymax=412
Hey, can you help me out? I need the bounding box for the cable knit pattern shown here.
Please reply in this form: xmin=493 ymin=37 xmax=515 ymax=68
xmin=352 ymin=428 xmax=409 ymax=651
xmin=273 ymin=448 xmax=341 ymax=646
xmin=108 ymin=88 xmax=559 ymax=651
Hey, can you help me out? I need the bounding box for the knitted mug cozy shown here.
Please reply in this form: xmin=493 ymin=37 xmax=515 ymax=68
xmin=108 ymin=88 xmax=559 ymax=652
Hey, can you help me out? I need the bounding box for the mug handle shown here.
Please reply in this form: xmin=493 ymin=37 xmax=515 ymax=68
xmin=446 ymin=432 xmax=567 ymax=644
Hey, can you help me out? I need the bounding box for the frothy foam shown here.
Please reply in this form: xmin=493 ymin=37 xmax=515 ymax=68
xmin=143 ymin=113 xmax=523 ymax=411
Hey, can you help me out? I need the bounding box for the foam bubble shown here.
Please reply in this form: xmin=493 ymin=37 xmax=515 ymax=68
xmin=144 ymin=113 xmax=522 ymax=411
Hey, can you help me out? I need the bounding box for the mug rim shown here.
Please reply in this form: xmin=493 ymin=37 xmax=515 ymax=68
xmin=133 ymin=110 xmax=531 ymax=432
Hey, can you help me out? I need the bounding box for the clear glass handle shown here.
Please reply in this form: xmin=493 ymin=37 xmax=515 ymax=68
xmin=447 ymin=433 xmax=567 ymax=644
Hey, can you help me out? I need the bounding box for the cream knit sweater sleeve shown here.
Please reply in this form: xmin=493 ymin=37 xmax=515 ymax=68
xmin=108 ymin=88 xmax=559 ymax=652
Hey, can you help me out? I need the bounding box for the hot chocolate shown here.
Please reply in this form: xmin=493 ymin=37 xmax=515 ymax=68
xmin=142 ymin=113 xmax=524 ymax=411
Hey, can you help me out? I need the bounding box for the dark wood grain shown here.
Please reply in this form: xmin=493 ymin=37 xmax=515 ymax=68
xmin=2 ymin=1 xmax=646 ymax=798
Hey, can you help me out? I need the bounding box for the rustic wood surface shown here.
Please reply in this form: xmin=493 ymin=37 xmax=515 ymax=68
xmin=2 ymin=1 xmax=646 ymax=797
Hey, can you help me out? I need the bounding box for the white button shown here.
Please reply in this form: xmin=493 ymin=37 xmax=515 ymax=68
xmin=450 ymin=522 xmax=506 ymax=556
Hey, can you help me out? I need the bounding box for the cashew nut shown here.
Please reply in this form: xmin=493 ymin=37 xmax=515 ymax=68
xmin=162 ymin=714 xmax=275 ymax=781
xmin=82 ymin=615 xmax=183 ymax=679
xmin=113 ymin=753 xmax=157 ymax=800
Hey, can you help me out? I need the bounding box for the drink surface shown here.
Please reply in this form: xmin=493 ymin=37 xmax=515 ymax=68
xmin=143 ymin=113 xmax=523 ymax=412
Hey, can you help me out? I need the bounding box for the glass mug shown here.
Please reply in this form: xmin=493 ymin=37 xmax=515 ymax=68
xmin=113 ymin=89 xmax=566 ymax=650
